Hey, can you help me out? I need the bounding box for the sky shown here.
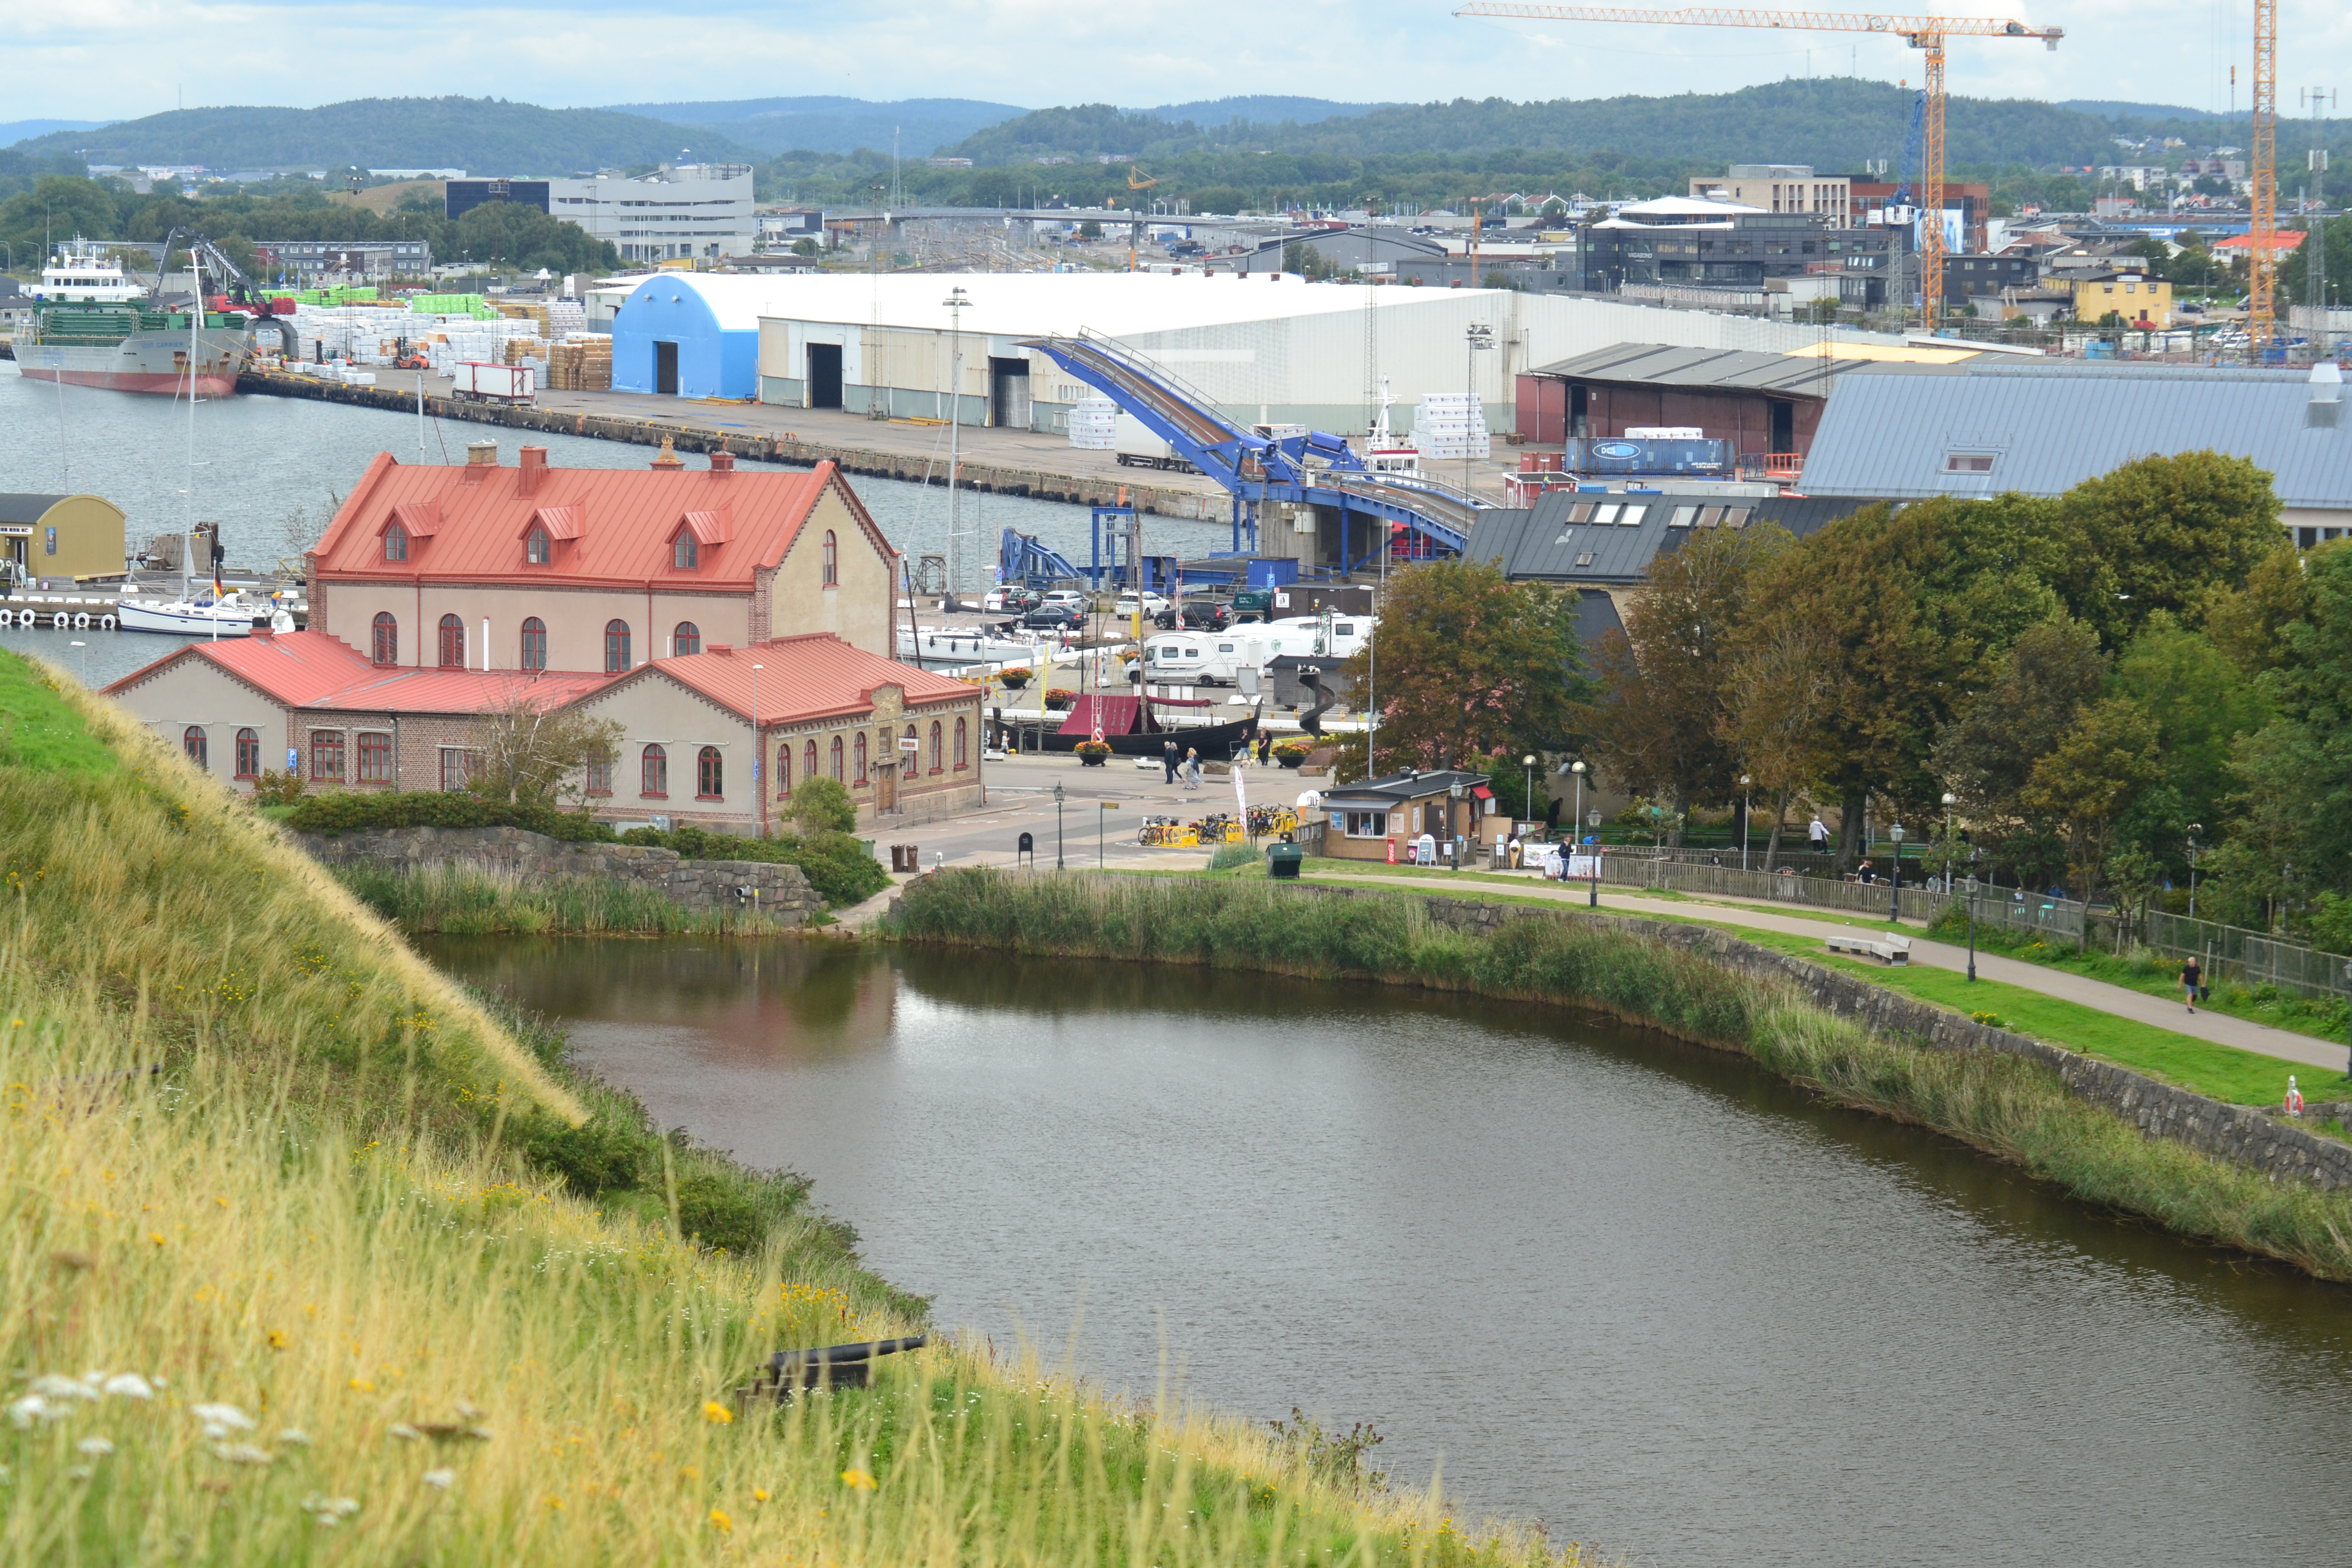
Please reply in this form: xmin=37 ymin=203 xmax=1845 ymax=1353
xmin=4 ymin=0 xmax=2348 ymax=125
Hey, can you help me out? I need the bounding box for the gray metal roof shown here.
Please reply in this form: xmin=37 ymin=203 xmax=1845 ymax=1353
xmin=0 ymin=494 xmax=70 ymax=525
xmin=1318 ymin=768 xmax=1490 ymax=807
xmin=1800 ymin=361 xmax=2352 ymax=507
xmin=1467 ymin=489 xmax=1882 ymax=586
xmin=1525 ymin=341 xmax=1892 ymax=398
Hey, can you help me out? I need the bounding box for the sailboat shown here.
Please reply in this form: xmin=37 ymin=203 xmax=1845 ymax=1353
xmin=117 ymin=301 xmax=265 ymax=638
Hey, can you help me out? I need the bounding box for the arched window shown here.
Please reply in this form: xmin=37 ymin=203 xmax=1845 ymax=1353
xmin=520 ymin=617 xmax=547 ymax=672
xmin=829 ymin=735 xmax=844 ymax=781
xmin=371 ymin=611 xmax=398 ymax=667
xmin=641 ymin=743 xmax=668 ymax=797
xmin=604 ymin=620 xmax=631 ymax=673
xmin=525 ymin=525 xmax=550 ymax=565
xmin=437 ymin=614 xmax=465 ymax=669
xmin=776 ymin=741 xmax=792 ymax=797
xmin=183 ymin=726 xmax=208 ymax=770
xmin=929 ymin=720 xmax=943 ymax=774
xmin=821 ymin=529 xmax=838 ymax=587
xmin=853 ymin=731 xmax=868 ymax=785
xmin=383 ymin=521 xmax=408 ymax=562
xmin=673 ymin=621 xmax=701 ymax=657
xmin=674 ymin=533 xmax=699 ymax=571
xmin=234 ymin=727 xmax=260 ymax=780
xmin=954 ymin=717 xmax=969 ymax=769
xmin=697 ymin=746 xmax=724 ymax=799
xmin=804 ymin=739 xmax=818 ymax=790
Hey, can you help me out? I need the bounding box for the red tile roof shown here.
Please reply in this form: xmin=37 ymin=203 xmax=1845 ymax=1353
xmin=309 ymin=453 xmax=893 ymax=591
xmin=2212 ymin=230 xmax=2306 ymax=253
xmin=105 ymin=629 xmax=616 ymax=714
xmin=603 ymin=634 xmax=977 ymax=726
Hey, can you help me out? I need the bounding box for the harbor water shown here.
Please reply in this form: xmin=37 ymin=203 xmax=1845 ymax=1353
xmin=430 ymin=936 xmax=2352 ymax=1568
xmin=0 ymin=371 xmax=1227 ymax=689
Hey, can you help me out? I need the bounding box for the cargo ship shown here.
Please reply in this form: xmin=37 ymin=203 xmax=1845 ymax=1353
xmin=10 ymin=238 xmax=264 ymax=397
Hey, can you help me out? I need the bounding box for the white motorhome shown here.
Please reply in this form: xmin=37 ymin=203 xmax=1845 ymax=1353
xmin=1141 ymin=615 xmax=1372 ymax=686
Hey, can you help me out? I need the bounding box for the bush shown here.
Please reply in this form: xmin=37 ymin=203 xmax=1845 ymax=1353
xmin=616 ymin=823 xmax=888 ymax=906
xmin=249 ymin=767 xmax=305 ymax=805
xmin=287 ymin=789 xmax=615 ymax=841
xmin=788 ymin=776 xmax=858 ymax=835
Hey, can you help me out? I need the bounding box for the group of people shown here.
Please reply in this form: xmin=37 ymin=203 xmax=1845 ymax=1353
xmin=1160 ymin=740 xmax=1203 ymax=790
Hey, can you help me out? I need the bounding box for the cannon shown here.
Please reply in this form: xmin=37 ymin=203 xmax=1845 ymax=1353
xmin=747 ymin=1335 xmax=929 ymax=1402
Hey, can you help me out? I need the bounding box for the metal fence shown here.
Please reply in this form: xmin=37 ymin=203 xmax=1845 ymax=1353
xmin=2144 ymin=910 xmax=2351 ymax=1000
xmin=1599 ymin=855 xmax=1957 ymax=924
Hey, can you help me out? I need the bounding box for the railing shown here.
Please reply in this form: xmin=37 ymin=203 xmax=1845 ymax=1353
xmin=1599 ymin=854 xmax=1956 ymax=923
xmin=2144 ymin=910 xmax=2351 ymax=1001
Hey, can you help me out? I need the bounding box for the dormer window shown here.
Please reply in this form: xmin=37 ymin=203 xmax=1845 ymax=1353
xmin=384 ymin=521 xmax=408 ymax=562
xmin=674 ymin=533 xmax=699 ymax=570
xmin=526 ymin=525 xmax=550 ymax=565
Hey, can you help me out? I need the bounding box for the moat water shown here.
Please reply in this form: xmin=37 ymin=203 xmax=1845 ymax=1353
xmin=429 ymin=936 xmax=2352 ymax=1568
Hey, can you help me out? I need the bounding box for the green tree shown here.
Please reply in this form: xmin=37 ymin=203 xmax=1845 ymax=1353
xmin=2021 ymin=697 xmax=2165 ymax=904
xmin=2049 ymin=451 xmax=2286 ymax=646
xmin=1744 ymin=495 xmax=2065 ymax=862
xmin=2199 ymin=539 xmax=2314 ymax=676
xmin=1337 ymin=559 xmax=1584 ymax=781
xmin=1930 ymin=619 xmax=2106 ymax=878
xmin=2106 ymin=615 xmax=2270 ymax=864
xmin=788 ymin=775 xmax=858 ymax=835
xmin=1590 ymin=525 xmax=1791 ymax=843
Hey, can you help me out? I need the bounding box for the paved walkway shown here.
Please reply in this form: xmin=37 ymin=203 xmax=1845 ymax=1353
xmin=1313 ymin=870 xmax=2351 ymax=1076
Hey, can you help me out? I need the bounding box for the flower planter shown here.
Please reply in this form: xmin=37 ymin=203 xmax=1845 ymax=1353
xmin=1276 ymin=754 xmax=1306 ymax=770
xmin=1079 ymin=752 xmax=1108 ymax=767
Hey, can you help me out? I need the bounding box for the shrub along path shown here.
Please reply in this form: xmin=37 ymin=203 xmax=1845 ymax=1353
xmin=1306 ymin=868 xmax=2350 ymax=1091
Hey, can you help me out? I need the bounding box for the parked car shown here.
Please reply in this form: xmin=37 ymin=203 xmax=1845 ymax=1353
xmin=984 ymin=586 xmax=1041 ymax=613
xmin=1022 ymin=604 xmax=1086 ymax=631
xmin=1155 ymin=600 xmax=1232 ymax=631
xmin=1040 ymin=589 xmax=1089 ymax=611
xmin=1113 ymin=591 xmax=1170 ymax=617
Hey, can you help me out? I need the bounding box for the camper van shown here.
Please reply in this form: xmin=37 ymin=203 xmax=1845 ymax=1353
xmin=1141 ymin=615 xmax=1371 ymax=686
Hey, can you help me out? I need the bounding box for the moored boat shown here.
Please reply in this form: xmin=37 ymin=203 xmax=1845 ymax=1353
xmin=116 ymin=591 xmax=272 ymax=638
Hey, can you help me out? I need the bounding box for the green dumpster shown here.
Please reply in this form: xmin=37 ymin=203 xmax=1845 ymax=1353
xmin=1266 ymin=843 xmax=1305 ymax=880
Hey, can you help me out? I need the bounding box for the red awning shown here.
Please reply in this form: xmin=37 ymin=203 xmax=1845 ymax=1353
xmin=1471 ymin=783 xmax=1495 ymax=800
xmin=1058 ymin=694 xmax=1152 ymax=736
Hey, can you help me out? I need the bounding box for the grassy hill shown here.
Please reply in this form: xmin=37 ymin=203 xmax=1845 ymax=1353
xmin=10 ymin=98 xmax=762 ymax=175
xmin=0 ymin=646 xmax=1553 ymax=1568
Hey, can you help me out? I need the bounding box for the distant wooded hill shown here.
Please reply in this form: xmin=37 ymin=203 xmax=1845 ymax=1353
xmin=604 ymin=96 xmax=1026 ymax=158
xmin=946 ymin=80 xmax=2313 ymax=173
xmin=10 ymin=98 xmax=761 ymax=174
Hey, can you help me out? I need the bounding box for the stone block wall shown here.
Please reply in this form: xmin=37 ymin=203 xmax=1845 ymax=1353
xmin=297 ymin=825 xmax=822 ymax=923
xmin=1365 ymin=889 xmax=2352 ymax=1192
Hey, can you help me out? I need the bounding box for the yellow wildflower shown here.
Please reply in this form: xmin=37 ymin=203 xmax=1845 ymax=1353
xmin=708 ymin=1508 xmax=732 ymax=1532
xmin=840 ymin=1468 xmax=877 ymax=1491
xmin=700 ymin=1401 xmax=732 ymax=1425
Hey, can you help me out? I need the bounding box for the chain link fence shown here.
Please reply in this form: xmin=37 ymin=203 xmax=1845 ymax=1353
xmin=2144 ymin=910 xmax=2351 ymax=1001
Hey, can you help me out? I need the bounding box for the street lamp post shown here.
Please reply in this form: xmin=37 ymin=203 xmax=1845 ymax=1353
xmin=1523 ymin=754 xmax=1536 ymax=832
xmin=2187 ymin=824 xmax=2203 ymax=917
xmin=1463 ymin=322 xmax=1494 ymax=500
xmin=1570 ymin=761 xmax=1585 ymax=843
xmin=1940 ymin=791 xmax=1956 ymax=893
xmin=1965 ymin=873 xmax=1979 ymax=982
xmin=1739 ymin=773 xmax=1752 ymax=871
xmin=1054 ymin=781 xmax=1066 ymax=870
xmin=1098 ymin=800 xmax=1119 ymax=868
xmin=1888 ymin=821 xmax=1905 ymax=923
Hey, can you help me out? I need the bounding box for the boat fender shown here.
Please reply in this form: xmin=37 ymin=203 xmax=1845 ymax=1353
xmin=74 ymin=612 xmax=89 ymax=629
xmin=99 ymin=614 xmax=117 ymax=630
xmin=53 ymin=612 xmax=70 ymax=630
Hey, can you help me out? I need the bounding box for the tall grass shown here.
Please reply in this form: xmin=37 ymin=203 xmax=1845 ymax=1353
xmin=0 ymin=652 xmax=1566 ymax=1565
xmin=890 ymin=871 xmax=2352 ymax=1281
xmin=335 ymin=863 xmax=792 ymax=938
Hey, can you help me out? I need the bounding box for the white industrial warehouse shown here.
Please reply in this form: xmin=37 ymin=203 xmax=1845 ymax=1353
xmin=602 ymin=270 xmax=1911 ymax=434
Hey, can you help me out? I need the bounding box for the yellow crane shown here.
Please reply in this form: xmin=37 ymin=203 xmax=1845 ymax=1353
xmin=2247 ymin=0 xmax=2278 ymax=353
xmin=1454 ymin=5 xmax=2062 ymax=323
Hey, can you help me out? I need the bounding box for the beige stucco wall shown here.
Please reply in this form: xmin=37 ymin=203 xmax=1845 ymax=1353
xmin=108 ymin=657 xmax=287 ymax=787
xmin=317 ymin=581 xmax=754 ymax=672
xmin=768 ymin=486 xmax=893 ymax=655
xmin=575 ymin=675 xmax=757 ymax=827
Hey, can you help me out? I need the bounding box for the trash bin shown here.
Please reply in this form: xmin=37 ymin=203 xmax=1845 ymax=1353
xmin=1266 ymin=843 xmax=1305 ymax=880
xmin=889 ymin=844 xmax=921 ymax=872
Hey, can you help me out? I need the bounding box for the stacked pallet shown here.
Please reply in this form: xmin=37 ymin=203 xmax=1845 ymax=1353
xmin=1412 ymin=391 xmax=1490 ymax=460
xmin=545 ymin=336 xmax=613 ymax=391
xmin=1067 ymin=396 xmax=1118 ymax=450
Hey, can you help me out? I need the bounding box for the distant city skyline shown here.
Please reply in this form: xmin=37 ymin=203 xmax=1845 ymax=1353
xmin=6 ymin=0 xmax=2345 ymax=132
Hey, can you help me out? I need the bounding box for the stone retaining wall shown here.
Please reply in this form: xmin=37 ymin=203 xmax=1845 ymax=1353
xmin=298 ymin=825 xmax=821 ymax=924
xmin=1382 ymin=888 xmax=2352 ymax=1192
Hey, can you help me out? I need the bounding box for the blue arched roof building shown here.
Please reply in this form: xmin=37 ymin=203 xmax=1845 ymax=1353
xmin=610 ymin=275 xmax=769 ymax=400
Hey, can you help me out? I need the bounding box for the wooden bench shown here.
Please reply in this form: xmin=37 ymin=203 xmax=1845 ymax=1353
xmin=1825 ymin=932 xmax=1912 ymax=966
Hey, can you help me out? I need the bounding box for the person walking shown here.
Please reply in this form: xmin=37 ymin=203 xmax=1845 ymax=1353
xmin=1808 ymin=814 xmax=1829 ymax=855
xmin=1183 ymin=747 xmax=1201 ymax=792
xmin=2180 ymin=954 xmax=2202 ymax=1014
xmin=1162 ymin=737 xmax=1179 ymax=785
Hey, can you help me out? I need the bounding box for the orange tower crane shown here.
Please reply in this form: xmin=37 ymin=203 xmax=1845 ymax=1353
xmin=1454 ymin=6 xmax=2063 ymax=323
xmin=2247 ymin=0 xmax=2279 ymax=354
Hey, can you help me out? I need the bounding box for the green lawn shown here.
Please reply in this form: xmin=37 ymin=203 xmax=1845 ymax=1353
xmin=0 ymin=646 xmax=117 ymax=775
xmin=1301 ymin=864 xmax=2340 ymax=1108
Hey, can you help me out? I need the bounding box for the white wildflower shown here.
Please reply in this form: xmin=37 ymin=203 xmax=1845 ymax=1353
xmin=277 ymin=1428 xmax=313 ymax=1447
xmin=101 ymin=1374 xmax=155 ymax=1401
xmin=191 ymin=1402 xmax=256 ymax=1434
xmin=7 ymin=1395 xmax=62 ymax=1428
xmin=421 ymin=1467 xmax=454 ymax=1489
xmin=387 ymin=1423 xmax=422 ymax=1441
xmin=301 ymin=1492 xmax=361 ymax=1524
xmin=29 ymin=1375 xmax=100 ymax=1402
xmin=77 ymin=1437 xmax=114 ymax=1458
xmin=211 ymin=1442 xmax=275 ymax=1466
